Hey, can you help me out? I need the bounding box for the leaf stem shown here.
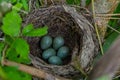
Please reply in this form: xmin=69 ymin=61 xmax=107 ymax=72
xmin=1 ymin=45 xmax=8 ymax=66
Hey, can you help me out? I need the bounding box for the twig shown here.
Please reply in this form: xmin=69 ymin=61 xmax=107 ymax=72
xmin=50 ymin=0 xmax=55 ymax=5
xmin=91 ymin=0 xmax=104 ymax=55
xmin=2 ymin=59 xmax=71 ymax=80
xmin=1 ymin=45 xmax=8 ymax=66
xmin=28 ymin=0 xmax=32 ymax=11
xmin=96 ymin=17 xmax=120 ymax=20
xmin=96 ymin=13 xmax=120 ymax=17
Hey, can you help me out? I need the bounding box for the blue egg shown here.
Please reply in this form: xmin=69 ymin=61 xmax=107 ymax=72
xmin=40 ymin=35 xmax=52 ymax=49
xmin=42 ymin=48 xmax=56 ymax=60
xmin=48 ymin=56 xmax=62 ymax=65
xmin=57 ymin=46 xmax=69 ymax=59
xmin=53 ymin=36 xmax=64 ymax=50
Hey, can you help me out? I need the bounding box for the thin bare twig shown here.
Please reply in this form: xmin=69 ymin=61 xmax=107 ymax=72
xmin=50 ymin=0 xmax=55 ymax=5
xmin=96 ymin=13 xmax=120 ymax=17
xmin=97 ymin=17 xmax=120 ymax=20
xmin=2 ymin=59 xmax=71 ymax=80
xmin=1 ymin=45 xmax=8 ymax=66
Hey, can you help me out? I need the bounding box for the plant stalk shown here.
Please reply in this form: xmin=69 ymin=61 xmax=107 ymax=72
xmin=2 ymin=59 xmax=71 ymax=80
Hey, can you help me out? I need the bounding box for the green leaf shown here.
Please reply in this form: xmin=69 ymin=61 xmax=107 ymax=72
xmin=4 ymin=35 xmax=14 ymax=45
xmin=0 ymin=0 xmax=16 ymax=4
xmin=6 ymin=38 xmax=31 ymax=64
xmin=2 ymin=11 xmax=22 ymax=37
xmin=6 ymin=47 xmax=18 ymax=62
xmin=10 ymin=0 xmax=17 ymax=3
xmin=66 ymin=0 xmax=80 ymax=5
xmin=66 ymin=0 xmax=74 ymax=4
xmin=86 ymin=0 xmax=91 ymax=5
xmin=114 ymin=3 xmax=120 ymax=13
xmin=22 ymin=26 xmax=48 ymax=37
xmin=3 ymin=66 xmax=32 ymax=80
xmin=0 ymin=67 xmax=7 ymax=80
xmin=22 ymin=24 xmax=34 ymax=35
xmin=96 ymin=75 xmax=109 ymax=80
xmin=12 ymin=2 xmax=23 ymax=11
xmin=21 ymin=0 xmax=28 ymax=11
xmin=13 ymin=38 xmax=29 ymax=60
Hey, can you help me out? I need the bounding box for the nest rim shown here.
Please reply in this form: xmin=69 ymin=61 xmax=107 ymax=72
xmin=24 ymin=5 xmax=99 ymax=78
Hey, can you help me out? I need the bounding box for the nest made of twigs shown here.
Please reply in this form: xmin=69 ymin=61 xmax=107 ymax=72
xmin=23 ymin=5 xmax=99 ymax=78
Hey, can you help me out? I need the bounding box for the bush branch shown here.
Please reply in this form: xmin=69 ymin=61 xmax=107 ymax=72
xmin=2 ymin=59 xmax=71 ymax=80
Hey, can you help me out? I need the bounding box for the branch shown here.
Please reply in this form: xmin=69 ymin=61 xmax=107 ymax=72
xmin=2 ymin=59 xmax=71 ymax=80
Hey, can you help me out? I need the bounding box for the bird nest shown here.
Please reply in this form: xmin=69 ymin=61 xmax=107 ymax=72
xmin=23 ymin=5 xmax=99 ymax=78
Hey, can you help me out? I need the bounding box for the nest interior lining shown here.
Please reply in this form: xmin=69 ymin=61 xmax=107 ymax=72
xmin=24 ymin=6 xmax=82 ymax=65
